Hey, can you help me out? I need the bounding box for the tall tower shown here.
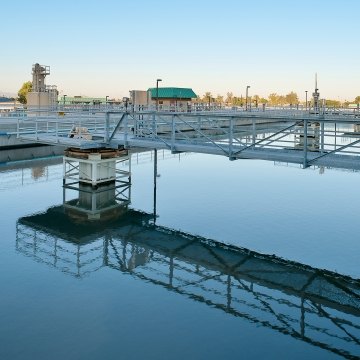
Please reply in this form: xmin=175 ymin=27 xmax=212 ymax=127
xmin=27 ymin=63 xmax=58 ymax=110
xmin=312 ymin=73 xmax=320 ymax=113
xmin=31 ymin=63 xmax=50 ymax=92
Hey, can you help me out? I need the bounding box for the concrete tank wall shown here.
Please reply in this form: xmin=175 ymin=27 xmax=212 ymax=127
xmin=27 ymin=92 xmax=52 ymax=108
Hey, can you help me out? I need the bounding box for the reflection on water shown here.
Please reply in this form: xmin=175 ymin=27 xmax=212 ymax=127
xmin=31 ymin=166 xmax=46 ymax=180
xmin=294 ymin=122 xmax=320 ymax=151
xmin=2 ymin=150 xmax=360 ymax=359
xmin=0 ymin=157 xmax=62 ymax=190
xmin=63 ymin=183 xmax=131 ymax=221
xmin=16 ymin=184 xmax=360 ymax=359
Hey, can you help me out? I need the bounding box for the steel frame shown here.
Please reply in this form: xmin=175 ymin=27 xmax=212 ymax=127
xmin=16 ymin=109 xmax=360 ymax=171
xmin=63 ymin=154 xmax=130 ymax=188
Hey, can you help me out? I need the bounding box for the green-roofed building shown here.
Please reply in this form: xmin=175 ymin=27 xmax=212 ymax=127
xmin=148 ymin=87 xmax=197 ymax=110
xmin=147 ymin=87 xmax=197 ymax=100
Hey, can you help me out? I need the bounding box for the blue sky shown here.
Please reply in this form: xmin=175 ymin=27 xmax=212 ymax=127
xmin=1 ymin=0 xmax=359 ymax=101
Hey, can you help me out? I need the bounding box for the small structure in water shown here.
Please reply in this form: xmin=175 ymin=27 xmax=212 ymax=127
xmin=63 ymin=147 xmax=129 ymax=188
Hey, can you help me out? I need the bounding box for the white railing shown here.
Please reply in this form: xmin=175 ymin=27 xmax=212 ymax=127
xmin=14 ymin=109 xmax=360 ymax=170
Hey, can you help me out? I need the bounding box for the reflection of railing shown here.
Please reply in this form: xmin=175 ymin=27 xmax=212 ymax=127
xmin=0 ymin=159 xmax=63 ymax=190
xmin=274 ymin=161 xmax=360 ymax=175
xmin=0 ymin=150 xmax=189 ymax=191
xmin=16 ymin=207 xmax=360 ymax=359
xmin=107 ymin=237 xmax=360 ymax=360
xmin=16 ymin=224 xmax=104 ymax=277
xmin=131 ymin=149 xmax=192 ymax=165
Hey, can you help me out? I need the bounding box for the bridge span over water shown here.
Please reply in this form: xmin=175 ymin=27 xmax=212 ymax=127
xmin=16 ymin=108 xmax=360 ymax=171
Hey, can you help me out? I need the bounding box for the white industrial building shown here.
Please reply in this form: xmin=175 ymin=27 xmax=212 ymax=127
xmin=27 ymin=63 xmax=58 ymax=110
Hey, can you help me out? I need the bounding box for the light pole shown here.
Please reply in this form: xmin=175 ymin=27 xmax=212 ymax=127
xmin=305 ymin=91 xmax=308 ymax=111
xmin=156 ymin=79 xmax=162 ymax=110
xmin=105 ymin=95 xmax=109 ymax=107
xmin=63 ymin=94 xmax=67 ymax=107
xmin=246 ymin=86 xmax=250 ymax=111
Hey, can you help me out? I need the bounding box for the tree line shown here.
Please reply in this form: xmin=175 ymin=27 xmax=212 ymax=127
xmin=16 ymin=81 xmax=360 ymax=107
xmin=197 ymin=91 xmax=360 ymax=107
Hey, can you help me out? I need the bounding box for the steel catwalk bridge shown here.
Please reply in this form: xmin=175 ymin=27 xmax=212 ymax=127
xmin=15 ymin=108 xmax=360 ymax=170
xmin=16 ymin=205 xmax=360 ymax=360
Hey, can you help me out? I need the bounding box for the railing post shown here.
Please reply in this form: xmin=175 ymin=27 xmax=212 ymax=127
xmin=134 ymin=114 xmax=138 ymax=137
xmin=171 ymin=115 xmax=175 ymax=151
xmin=124 ymin=113 xmax=128 ymax=147
xmin=105 ymin=112 xmax=110 ymax=143
xmin=320 ymin=121 xmax=324 ymax=154
xmin=153 ymin=148 xmax=158 ymax=223
xmin=303 ymin=120 xmax=308 ymax=168
xmin=35 ymin=121 xmax=38 ymax=140
xmin=152 ymin=113 xmax=156 ymax=139
xmin=252 ymin=118 xmax=256 ymax=145
xmin=229 ymin=117 xmax=234 ymax=159
xmin=17 ymin=118 xmax=19 ymax=138
xmin=197 ymin=116 xmax=201 ymax=141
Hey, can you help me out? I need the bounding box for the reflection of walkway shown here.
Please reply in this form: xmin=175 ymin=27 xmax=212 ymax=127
xmin=16 ymin=206 xmax=360 ymax=359
xmin=0 ymin=157 xmax=63 ymax=190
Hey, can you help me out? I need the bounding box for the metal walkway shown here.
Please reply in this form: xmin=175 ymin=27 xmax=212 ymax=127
xmin=16 ymin=108 xmax=360 ymax=170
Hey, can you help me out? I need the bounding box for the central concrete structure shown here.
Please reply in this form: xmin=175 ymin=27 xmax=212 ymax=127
xmin=63 ymin=147 xmax=129 ymax=188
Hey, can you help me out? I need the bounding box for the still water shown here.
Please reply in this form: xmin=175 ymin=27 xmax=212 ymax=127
xmin=0 ymin=150 xmax=359 ymax=360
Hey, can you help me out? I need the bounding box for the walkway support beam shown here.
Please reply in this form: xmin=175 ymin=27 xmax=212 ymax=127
xmin=109 ymin=112 xmax=126 ymax=143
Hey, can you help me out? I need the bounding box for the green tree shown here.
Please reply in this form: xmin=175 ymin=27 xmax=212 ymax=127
xmin=225 ymin=92 xmax=233 ymax=105
xmin=278 ymin=95 xmax=286 ymax=106
xmin=252 ymin=95 xmax=260 ymax=107
xmin=18 ymin=81 xmax=32 ymax=104
xmin=233 ymin=96 xmax=242 ymax=106
xmin=268 ymin=93 xmax=279 ymax=105
xmin=216 ymin=94 xmax=224 ymax=105
xmin=326 ymin=99 xmax=341 ymax=107
xmin=285 ymin=91 xmax=299 ymax=105
xmin=202 ymin=92 xmax=212 ymax=104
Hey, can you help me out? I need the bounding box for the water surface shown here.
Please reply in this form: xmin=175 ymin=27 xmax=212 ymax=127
xmin=0 ymin=151 xmax=359 ymax=359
